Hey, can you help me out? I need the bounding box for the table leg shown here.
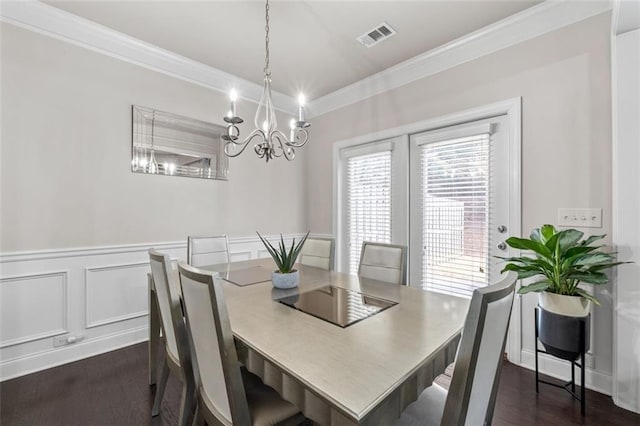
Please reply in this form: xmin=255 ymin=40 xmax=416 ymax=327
xmin=148 ymin=274 xmax=160 ymax=386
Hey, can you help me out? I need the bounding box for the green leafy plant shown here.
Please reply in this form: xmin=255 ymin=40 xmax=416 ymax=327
xmin=257 ymin=231 xmax=310 ymax=274
xmin=498 ymin=224 xmax=629 ymax=305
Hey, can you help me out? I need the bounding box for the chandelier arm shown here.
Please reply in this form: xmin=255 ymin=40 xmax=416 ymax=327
xmin=223 ymin=128 xmax=264 ymax=158
xmin=272 ymin=130 xmax=296 ymax=161
xmin=286 ymin=128 xmax=310 ymax=148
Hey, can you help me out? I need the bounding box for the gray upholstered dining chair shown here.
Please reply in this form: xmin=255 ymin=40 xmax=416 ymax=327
xmin=187 ymin=235 xmax=230 ymax=267
xmin=299 ymin=237 xmax=335 ymax=270
xmin=393 ymin=271 xmax=517 ymax=426
xmin=177 ymin=262 xmax=304 ymax=426
xmin=357 ymin=241 xmax=407 ymax=285
xmin=148 ymin=250 xmax=196 ymax=426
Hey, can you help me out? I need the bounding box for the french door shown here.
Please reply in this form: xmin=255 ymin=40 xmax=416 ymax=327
xmin=409 ymin=116 xmax=510 ymax=296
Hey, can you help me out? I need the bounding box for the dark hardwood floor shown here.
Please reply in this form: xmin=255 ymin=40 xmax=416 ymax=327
xmin=1 ymin=342 xmax=638 ymax=425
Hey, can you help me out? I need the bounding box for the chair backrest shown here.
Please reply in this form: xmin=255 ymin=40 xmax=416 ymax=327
xmin=178 ymin=262 xmax=251 ymax=425
xmin=149 ymin=249 xmax=189 ymax=367
xmin=299 ymin=237 xmax=335 ymax=270
xmin=357 ymin=242 xmax=407 ymax=285
xmin=187 ymin=235 xmax=230 ymax=267
xmin=442 ymin=271 xmax=517 ymax=425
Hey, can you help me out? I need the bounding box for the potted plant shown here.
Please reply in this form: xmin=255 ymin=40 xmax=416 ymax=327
xmin=257 ymin=231 xmax=309 ymax=289
xmin=499 ymin=224 xmax=629 ymax=360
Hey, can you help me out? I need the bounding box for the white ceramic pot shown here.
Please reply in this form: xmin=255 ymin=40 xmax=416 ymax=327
xmin=538 ymin=292 xmax=591 ymax=317
xmin=272 ymin=270 xmax=299 ymax=289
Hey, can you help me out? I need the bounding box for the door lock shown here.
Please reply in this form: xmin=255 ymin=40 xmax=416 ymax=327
xmin=497 ymin=242 xmax=507 ymax=251
xmin=497 ymin=225 xmax=507 ymax=233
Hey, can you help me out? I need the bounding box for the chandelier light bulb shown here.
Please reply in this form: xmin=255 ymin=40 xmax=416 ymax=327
xmin=228 ymin=89 xmax=238 ymax=118
xmin=298 ymin=93 xmax=305 ymax=106
xmin=289 ymin=118 xmax=296 ymax=140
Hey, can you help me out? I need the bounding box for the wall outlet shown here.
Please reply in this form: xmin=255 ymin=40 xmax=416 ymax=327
xmin=53 ymin=334 xmax=84 ymax=348
xmin=557 ymin=208 xmax=602 ymax=228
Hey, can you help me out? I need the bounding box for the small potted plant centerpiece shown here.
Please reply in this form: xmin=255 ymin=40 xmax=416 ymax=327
xmin=257 ymin=231 xmax=309 ymax=289
xmin=499 ymin=224 xmax=630 ymax=360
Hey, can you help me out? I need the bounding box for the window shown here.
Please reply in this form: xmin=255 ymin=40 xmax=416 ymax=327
xmin=346 ymin=151 xmax=392 ymax=274
xmin=410 ymin=117 xmax=508 ymax=297
xmin=336 ymin=137 xmax=407 ymax=273
xmin=420 ymin=133 xmax=490 ymax=297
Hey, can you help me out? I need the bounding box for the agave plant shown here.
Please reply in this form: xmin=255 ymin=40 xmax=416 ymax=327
xmin=499 ymin=224 xmax=629 ymax=305
xmin=257 ymin=231 xmax=310 ymax=274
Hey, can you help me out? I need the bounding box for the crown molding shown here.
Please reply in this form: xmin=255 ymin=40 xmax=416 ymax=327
xmin=0 ymin=0 xmax=298 ymax=114
xmin=307 ymin=0 xmax=613 ymax=118
xmin=612 ymin=0 xmax=640 ymax=35
xmin=1 ymin=1 xmax=612 ymax=119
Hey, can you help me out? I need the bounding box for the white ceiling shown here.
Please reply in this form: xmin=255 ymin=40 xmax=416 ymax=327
xmin=44 ymin=0 xmax=541 ymax=100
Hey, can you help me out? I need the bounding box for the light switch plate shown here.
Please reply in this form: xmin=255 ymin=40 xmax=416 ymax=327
xmin=557 ymin=208 xmax=602 ymax=228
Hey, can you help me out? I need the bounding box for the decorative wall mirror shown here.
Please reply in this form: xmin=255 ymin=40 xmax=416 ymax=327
xmin=131 ymin=105 xmax=229 ymax=180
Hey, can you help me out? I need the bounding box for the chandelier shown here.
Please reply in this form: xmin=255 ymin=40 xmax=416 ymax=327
xmin=222 ymin=0 xmax=310 ymax=162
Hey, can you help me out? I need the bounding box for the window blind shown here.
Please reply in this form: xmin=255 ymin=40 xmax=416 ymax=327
xmin=346 ymin=151 xmax=392 ymax=274
xmin=421 ymin=134 xmax=491 ymax=297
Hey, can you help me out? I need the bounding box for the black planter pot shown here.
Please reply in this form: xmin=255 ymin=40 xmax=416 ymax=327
xmin=536 ymin=306 xmax=590 ymax=362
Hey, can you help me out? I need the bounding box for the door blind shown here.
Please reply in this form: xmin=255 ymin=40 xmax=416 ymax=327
xmin=346 ymin=151 xmax=392 ymax=274
xmin=421 ymin=134 xmax=490 ymax=297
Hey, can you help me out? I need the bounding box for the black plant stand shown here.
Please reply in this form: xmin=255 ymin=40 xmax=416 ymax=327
xmin=534 ymin=306 xmax=588 ymax=416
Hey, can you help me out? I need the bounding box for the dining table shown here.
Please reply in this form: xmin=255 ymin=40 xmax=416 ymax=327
xmin=148 ymin=258 xmax=470 ymax=425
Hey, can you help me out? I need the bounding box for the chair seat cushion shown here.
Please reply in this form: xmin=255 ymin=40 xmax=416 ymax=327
xmin=393 ymin=384 xmax=447 ymax=426
xmin=241 ymin=368 xmax=300 ymax=426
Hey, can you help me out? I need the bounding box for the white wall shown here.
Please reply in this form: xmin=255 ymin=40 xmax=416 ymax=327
xmin=0 ymin=23 xmax=307 ymax=252
xmin=613 ymin=28 xmax=640 ymax=413
xmin=0 ymin=23 xmax=307 ymax=379
xmin=306 ymin=13 xmax=615 ymax=393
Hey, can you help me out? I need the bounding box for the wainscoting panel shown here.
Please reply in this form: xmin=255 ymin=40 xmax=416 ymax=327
xmin=85 ymin=262 xmax=150 ymax=329
xmin=0 ymin=271 xmax=68 ymax=348
xmin=0 ymin=234 xmax=306 ymax=381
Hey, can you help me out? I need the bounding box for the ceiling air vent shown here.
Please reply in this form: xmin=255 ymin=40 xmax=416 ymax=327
xmin=357 ymin=22 xmax=397 ymax=48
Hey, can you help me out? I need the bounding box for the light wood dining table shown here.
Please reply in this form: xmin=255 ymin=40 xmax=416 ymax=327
xmin=148 ymin=258 xmax=470 ymax=425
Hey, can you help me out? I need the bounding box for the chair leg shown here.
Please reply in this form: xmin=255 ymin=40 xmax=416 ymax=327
xmin=179 ymin=379 xmax=197 ymax=426
xmin=152 ymin=358 xmax=170 ymax=416
xmin=192 ymin=403 xmax=205 ymax=426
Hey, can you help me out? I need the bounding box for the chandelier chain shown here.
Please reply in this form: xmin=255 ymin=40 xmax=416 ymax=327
xmin=264 ymin=0 xmax=270 ymax=78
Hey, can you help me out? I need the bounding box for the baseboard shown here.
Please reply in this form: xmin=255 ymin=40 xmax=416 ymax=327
xmin=612 ymin=396 xmax=640 ymax=415
xmin=0 ymin=326 xmax=148 ymax=381
xmin=519 ymin=349 xmax=612 ymax=396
